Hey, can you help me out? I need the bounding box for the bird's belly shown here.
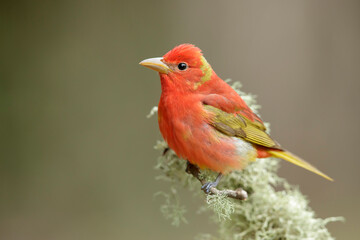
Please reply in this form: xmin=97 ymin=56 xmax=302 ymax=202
xmin=161 ymin=116 xmax=256 ymax=173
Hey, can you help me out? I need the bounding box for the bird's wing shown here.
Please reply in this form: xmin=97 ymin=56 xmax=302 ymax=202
xmin=201 ymin=94 xmax=333 ymax=181
xmin=201 ymin=93 xmax=263 ymax=123
xmin=203 ymin=104 xmax=282 ymax=149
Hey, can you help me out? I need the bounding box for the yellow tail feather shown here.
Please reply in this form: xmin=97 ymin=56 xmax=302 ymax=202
xmin=268 ymin=150 xmax=333 ymax=181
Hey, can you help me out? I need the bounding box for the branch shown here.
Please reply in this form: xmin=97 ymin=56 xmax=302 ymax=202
xmin=185 ymin=161 xmax=248 ymax=201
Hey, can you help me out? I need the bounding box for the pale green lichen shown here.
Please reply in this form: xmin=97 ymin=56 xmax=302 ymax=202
xmin=154 ymin=187 xmax=188 ymax=227
xmin=149 ymin=80 xmax=343 ymax=239
xmin=206 ymin=193 xmax=235 ymax=221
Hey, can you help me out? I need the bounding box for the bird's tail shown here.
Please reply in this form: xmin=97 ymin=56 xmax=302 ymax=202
xmin=268 ymin=150 xmax=333 ymax=181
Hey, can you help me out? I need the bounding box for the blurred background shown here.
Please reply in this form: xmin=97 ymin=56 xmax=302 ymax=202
xmin=1 ymin=0 xmax=359 ymax=239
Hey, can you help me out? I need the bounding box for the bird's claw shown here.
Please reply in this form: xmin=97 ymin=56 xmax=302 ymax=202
xmin=201 ymin=181 xmax=218 ymax=194
xmin=201 ymin=173 xmax=222 ymax=194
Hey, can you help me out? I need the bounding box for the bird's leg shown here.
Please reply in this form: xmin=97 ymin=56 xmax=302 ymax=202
xmin=201 ymin=173 xmax=223 ymax=194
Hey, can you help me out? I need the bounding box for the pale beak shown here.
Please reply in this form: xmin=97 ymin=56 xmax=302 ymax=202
xmin=139 ymin=57 xmax=170 ymax=74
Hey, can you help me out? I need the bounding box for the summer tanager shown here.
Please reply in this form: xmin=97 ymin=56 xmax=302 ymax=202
xmin=140 ymin=44 xmax=332 ymax=192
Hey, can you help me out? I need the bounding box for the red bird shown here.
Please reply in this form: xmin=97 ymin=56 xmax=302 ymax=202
xmin=140 ymin=44 xmax=332 ymax=192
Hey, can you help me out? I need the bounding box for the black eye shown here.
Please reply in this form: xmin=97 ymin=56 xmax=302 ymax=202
xmin=177 ymin=62 xmax=188 ymax=70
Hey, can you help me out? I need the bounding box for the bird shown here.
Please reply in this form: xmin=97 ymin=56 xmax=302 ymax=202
xmin=140 ymin=44 xmax=332 ymax=193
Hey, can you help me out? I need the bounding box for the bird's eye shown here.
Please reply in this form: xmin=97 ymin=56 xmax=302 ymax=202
xmin=177 ymin=62 xmax=188 ymax=70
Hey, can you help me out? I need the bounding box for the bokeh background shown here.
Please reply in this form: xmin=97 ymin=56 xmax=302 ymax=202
xmin=1 ymin=0 xmax=359 ymax=239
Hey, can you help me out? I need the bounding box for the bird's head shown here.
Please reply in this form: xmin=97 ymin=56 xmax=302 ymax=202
xmin=140 ymin=44 xmax=215 ymax=91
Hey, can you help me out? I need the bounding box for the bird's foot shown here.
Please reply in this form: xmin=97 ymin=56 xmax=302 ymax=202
xmin=201 ymin=173 xmax=223 ymax=194
xmin=201 ymin=181 xmax=219 ymax=194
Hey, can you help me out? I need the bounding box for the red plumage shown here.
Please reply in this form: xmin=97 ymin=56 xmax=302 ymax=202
xmin=158 ymin=44 xmax=261 ymax=173
xmin=140 ymin=44 xmax=332 ymax=181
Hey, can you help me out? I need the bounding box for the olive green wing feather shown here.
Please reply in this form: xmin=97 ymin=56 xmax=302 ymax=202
xmin=203 ymin=104 xmax=282 ymax=149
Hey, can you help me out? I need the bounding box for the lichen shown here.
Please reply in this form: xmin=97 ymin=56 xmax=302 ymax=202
xmin=206 ymin=193 xmax=235 ymax=221
xmin=154 ymin=187 xmax=188 ymax=227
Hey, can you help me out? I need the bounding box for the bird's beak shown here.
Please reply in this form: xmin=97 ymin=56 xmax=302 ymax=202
xmin=139 ymin=57 xmax=170 ymax=74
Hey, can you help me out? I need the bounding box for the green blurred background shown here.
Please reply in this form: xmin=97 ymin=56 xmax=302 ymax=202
xmin=1 ymin=0 xmax=359 ymax=239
